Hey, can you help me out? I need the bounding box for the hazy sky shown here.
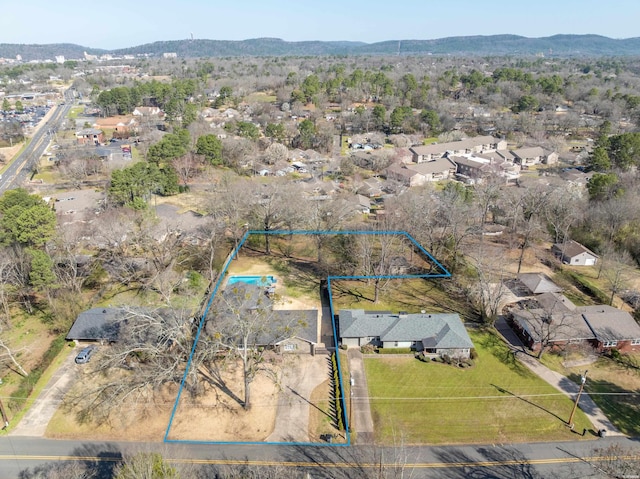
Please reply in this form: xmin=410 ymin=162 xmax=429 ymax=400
xmin=2 ymin=0 xmax=638 ymax=49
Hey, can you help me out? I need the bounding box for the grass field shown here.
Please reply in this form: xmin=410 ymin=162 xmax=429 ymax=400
xmin=244 ymin=92 xmax=277 ymax=103
xmin=365 ymin=330 xmax=593 ymax=444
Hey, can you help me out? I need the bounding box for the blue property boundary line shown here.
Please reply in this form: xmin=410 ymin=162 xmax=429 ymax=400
xmin=164 ymin=230 xmax=451 ymax=446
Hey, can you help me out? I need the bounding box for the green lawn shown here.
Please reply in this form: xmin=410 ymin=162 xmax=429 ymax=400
xmin=67 ymin=106 xmax=84 ymax=120
xmin=364 ymin=330 xmax=593 ymax=444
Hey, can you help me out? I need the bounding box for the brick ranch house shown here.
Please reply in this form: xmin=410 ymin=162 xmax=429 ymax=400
xmin=509 ymin=292 xmax=640 ymax=353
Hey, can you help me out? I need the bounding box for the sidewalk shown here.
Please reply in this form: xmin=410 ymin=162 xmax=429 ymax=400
xmin=494 ymin=316 xmax=622 ymax=436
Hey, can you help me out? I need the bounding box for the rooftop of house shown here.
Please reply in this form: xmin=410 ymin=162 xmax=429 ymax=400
xmin=517 ymin=273 xmax=563 ymax=295
xmin=67 ymin=307 xmax=126 ymax=341
xmin=511 ymin=146 xmax=546 ymax=159
xmin=339 ymin=310 xmax=474 ymax=349
xmin=553 ymin=240 xmax=599 ymax=258
xmin=513 ymin=295 xmax=640 ymax=344
xmin=581 ymin=305 xmax=640 ymax=341
xmin=410 ymin=136 xmax=503 ymax=156
xmin=406 ymin=157 xmax=457 ymax=174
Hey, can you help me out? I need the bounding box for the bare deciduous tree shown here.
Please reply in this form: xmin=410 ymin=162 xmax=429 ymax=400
xmin=203 ymin=283 xmax=305 ymax=409
xmin=67 ymin=307 xmax=196 ymax=424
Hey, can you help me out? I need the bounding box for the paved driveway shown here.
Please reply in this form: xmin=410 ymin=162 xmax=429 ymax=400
xmin=267 ymin=354 xmax=330 ymax=443
xmin=11 ymin=346 xmax=78 ymax=436
xmin=347 ymin=348 xmax=375 ymax=444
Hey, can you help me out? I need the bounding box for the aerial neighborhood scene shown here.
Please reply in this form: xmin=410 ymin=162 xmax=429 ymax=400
xmin=2 ymin=0 xmax=640 ymax=477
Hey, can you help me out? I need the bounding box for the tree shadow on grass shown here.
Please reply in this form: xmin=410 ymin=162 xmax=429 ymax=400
xmin=480 ymin=332 xmax=532 ymax=376
xmin=491 ymin=384 xmax=567 ymax=424
xmin=567 ymin=373 xmax=640 ymax=436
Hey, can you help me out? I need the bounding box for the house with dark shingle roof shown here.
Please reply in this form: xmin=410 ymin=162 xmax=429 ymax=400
xmin=67 ymin=307 xmax=127 ymax=342
xmin=338 ymin=310 xmax=474 ymax=358
xmin=509 ymin=294 xmax=640 ymax=353
xmin=552 ymin=240 xmax=599 ymax=266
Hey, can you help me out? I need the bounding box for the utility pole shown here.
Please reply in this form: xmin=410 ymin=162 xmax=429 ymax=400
xmin=0 ymin=398 xmax=9 ymax=429
xmin=349 ymin=375 xmax=354 ymax=433
xmin=568 ymin=370 xmax=588 ymax=428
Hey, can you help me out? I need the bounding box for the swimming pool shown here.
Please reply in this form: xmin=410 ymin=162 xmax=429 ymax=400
xmin=226 ymin=275 xmax=276 ymax=287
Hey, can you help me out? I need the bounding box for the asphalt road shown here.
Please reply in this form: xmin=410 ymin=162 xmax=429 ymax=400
xmin=0 ymin=89 xmax=74 ymax=194
xmin=0 ymin=435 xmax=635 ymax=478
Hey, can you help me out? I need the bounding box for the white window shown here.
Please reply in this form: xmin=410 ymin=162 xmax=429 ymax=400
xmin=631 ymin=339 xmax=640 ymax=346
xmin=603 ymin=340 xmax=618 ymax=348
xmin=283 ymin=343 xmax=296 ymax=351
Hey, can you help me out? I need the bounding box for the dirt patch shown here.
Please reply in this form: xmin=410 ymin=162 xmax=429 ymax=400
xmin=168 ymin=360 xmax=280 ymax=442
xmin=48 ymin=354 xmax=332 ymax=443
xmin=0 ymin=143 xmax=23 ymax=165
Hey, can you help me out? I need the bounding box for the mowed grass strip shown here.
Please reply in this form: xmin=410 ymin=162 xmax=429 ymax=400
xmin=364 ymin=331 xmax=592 ymax=444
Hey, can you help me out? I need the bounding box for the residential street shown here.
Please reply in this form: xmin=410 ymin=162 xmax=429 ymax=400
xmin=0 ymin=435 xmax=633 ymax=478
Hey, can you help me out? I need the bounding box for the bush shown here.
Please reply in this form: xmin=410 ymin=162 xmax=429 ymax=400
xmin=360 ymin=344 xmax=376 ymax=354
xmin=416 ymin=353 xmax=429 ymax=363
xmin=432 ymin=356 xmax=444 ymax=363
xmin=377 ymin=347 xmax=413 ymax=355
xmin=330 ymin=352 xmax=345 ymax=431
xmin=470 ymin=348 xmax=478 ymax=360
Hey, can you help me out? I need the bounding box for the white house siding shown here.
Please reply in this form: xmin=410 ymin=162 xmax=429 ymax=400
xmin=278 ymin=337 xmax=314 ymax=354
xmin=571 ymin=253 xmax=596 ymax=266
xmin=382 ymin=341 xmax=414 ymax=349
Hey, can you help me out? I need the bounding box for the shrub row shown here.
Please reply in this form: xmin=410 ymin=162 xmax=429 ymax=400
xmin=563 ymin=270 xmax=610 ymax=304
xmin=377 ymin=347 xmax=413 ymax=355
xmin=331 ymin=352 xmax=345 ymax=431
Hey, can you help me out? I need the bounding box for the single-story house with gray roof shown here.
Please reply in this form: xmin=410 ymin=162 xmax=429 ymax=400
xmin=338 ymin=309 xmax=474 ymax=358
xmin=66 ymin=307 xmax=127 ymax=342
xmin=517 ymin=273 xmax=562 ymax=295
xmin=509 ymin=294 xmax=640 ymax=353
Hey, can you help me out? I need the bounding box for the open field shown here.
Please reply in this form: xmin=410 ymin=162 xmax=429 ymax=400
xmin=365 ymin=330 xmax=593 ymax=445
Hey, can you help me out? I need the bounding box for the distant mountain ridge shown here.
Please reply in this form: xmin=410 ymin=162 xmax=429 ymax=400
xmin=3 ymin=35 xmax=640 ymax=61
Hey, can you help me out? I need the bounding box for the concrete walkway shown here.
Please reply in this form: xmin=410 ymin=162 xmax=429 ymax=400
xmin=494 ymin=316 xmax=622 ymax=436
xmin=347 ymin=348 xmax=375 ymax=444
xmin=11 ymin=347 xmax=78 ymax=437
